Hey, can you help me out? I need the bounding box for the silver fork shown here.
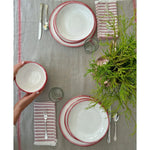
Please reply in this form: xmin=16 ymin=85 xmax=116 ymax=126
xmin=43 ymin=112 xmax=48 ymax=139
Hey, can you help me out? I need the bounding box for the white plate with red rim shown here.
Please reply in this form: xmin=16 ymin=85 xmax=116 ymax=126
xmin=54 ymin=1 xmax=96 ymax=43
xmin=64 ymin=98 xmax=95 ymax=142
xmin=66 ymin=99 xmax=109 ymax=143
xmin=49 ymin=2 xmax=96 ymax=47
xmin=59 ymin=95 xmax=94 ymax=146
xmin=59 ymin=95 xmax=109 ymax=146
xmin=15 ymin=61 xmax=48 ymax=93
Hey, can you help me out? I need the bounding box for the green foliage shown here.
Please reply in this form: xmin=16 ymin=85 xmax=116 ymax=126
xmin=86 ymin=12 xmax=136 ymax=123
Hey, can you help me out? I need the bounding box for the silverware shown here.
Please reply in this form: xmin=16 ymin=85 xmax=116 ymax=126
xmin=107 ymin=106 xmax=111 ymax=143
xmin=43 ymin=112 xmax=48 ymax=139
xmin=105 ymin=3 xmax=109 ymax=13
xmin=113 ymin=113 xmax=119 ymax=141
xmin=38 ymin=3 xmax=43 ymax=40
xmin=43 ymin=4 xmax=49 ymax=31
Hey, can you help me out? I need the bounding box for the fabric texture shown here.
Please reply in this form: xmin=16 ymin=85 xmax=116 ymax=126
xmin=95 ymin=0 xmax=118 ymax=39
xmin=34 ymin=102 xmax=57 ymax=146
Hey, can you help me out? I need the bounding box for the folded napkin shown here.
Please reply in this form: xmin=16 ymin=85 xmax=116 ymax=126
xmin=95 ymin=0 xmax=118 ymax=39
xmin=34 ymin=102 xmax=57 ymax=146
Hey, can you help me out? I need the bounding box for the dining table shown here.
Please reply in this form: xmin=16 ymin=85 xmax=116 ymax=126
xmin=14 ymin=0 xmax=136 ymax=150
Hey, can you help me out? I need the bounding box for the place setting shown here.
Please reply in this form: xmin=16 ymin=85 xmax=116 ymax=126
xmin=37 ymin=0 xmax=118 ymax=52
xmin=14 ymin=61 xmax=120 ymax=147
xmin=48 ymin=1 xmax=97 ymax=48
xmin=14 ymin=0 xmax=119 ymax=147
xmin=59 ymin=95 xmax=109 ymax=146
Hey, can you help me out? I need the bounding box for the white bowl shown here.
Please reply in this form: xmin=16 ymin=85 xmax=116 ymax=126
xmin=15 ymin=62 xmax=48 ymax=93
xmin=54 ymin=1 xmax=95 ymax=43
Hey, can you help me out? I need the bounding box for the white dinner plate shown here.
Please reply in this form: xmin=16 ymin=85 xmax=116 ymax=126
xmin=59 ymin=95 xmax=98 ymax=146
xmin=67 ymin=100 xmax=109 ymax=143
xmin=54 ymin=1 xmax=95 ymax=42
xmin=64 ymin=98 xmax=94 ymax=142
xmin=49 ymin=2 xmax=96 ymax=47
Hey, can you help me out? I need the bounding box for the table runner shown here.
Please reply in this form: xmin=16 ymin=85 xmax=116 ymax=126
xmin=14 ymin=0 xmax=136 ymax=150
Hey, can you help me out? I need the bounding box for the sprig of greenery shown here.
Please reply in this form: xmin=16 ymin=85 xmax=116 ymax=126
xmin=85 ymin=11 xmax=136 ymax=125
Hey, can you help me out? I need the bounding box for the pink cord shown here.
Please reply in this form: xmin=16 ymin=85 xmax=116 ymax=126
xmin=133 ymin=0 xmax=136 ymax=22
xmin=17 ymin=90 xmax=21 ymax=150
xmin=17 ymin=0 xmax=22 ymax=149
xmin=18 ymin=0 xmax=21 ymax=62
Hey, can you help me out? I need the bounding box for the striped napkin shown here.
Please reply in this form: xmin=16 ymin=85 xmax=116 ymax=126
xmin=95 ymin=0 xmax=118 ymax=39
xmin=34 ymin=102 xmax=57 ymax=146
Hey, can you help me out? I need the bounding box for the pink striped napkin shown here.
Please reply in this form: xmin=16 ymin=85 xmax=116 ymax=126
xmin=95 ymin=0 xmax=118 ymax=39
xmin=34 ymin=102 xmax=57 ymax=146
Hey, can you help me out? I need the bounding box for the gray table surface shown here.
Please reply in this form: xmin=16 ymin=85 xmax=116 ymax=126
xmin=14 ymin=0 xmax=136 ymax=150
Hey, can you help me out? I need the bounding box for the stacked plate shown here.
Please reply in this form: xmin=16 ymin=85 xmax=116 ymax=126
xmin=49 ymin=1 xmax=96 ymax=47
xmin=59 ymin=95 xmax=109 ymax=146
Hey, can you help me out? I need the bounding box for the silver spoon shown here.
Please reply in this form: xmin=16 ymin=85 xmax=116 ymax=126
xmin=43 ymin=4 xmax=49 ymax=31
xmin=113 ymin=113 xmax=119 ymax=141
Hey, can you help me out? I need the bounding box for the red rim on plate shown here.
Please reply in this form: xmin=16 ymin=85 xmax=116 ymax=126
xmin=53 ymin=1 xmax=96 ymax=44
xmin=64 ymin=98 xmax=95 ymax=143
xmin=59 ymin=95 xmax=109 ymax=146
xmin=15 ymin=61 xmax=48 ymax=93
xmin=66 ymin=98 xmax=109 ymax=144
xmin=59 ymin=95 xmax=94 ymax=146
xmin=48 ymin=2 xmax=96 ymax=47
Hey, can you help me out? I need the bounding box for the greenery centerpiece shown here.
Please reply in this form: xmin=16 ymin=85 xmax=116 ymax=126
xmin=85 ymin=11 xmax=136 ymax=126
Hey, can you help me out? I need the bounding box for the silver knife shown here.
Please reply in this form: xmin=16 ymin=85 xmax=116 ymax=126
xmin=107 ymin=106 xmax=111 ymax=143
xmin=43 ymin=4 xmax=49 ymax=31
xmin=38 ymin=3 xmax=43 ymax=40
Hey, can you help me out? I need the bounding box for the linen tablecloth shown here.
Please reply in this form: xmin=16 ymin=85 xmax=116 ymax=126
xmin=14 ymin=0 xmax=136 ymax=150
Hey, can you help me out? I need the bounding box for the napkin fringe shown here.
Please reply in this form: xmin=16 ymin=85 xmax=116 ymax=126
xmin=34 ymin=139 xmax=57 ymax=146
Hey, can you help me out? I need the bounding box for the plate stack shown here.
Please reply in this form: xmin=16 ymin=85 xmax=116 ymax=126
xmin=49 ymin=1 xmax=96 ymax=47
xmin=59 ymin=95 xmax=109 ymax=146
